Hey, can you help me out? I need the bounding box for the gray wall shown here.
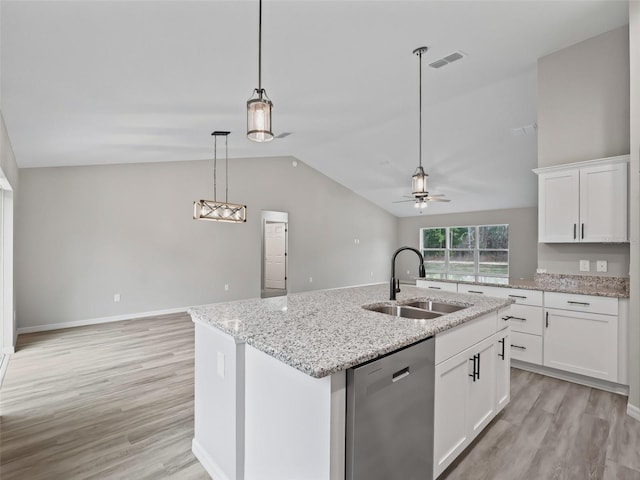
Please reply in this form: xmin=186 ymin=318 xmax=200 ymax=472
xmin=16 ymin=156 xmax=398 ymax=329
xmin=536 ymin=25 xmax=631 ymax=276
xmin=396 ymin=207 xmax=538 ymax=281
xmin=629 ymin=0 xmax=640 ymax=412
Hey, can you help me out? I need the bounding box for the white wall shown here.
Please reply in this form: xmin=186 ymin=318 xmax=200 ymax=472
xmin=537 ymin=26 xmax=631 ymax=276
xmin=628 ymin=0 xmax=640 ymax=413
xmin=396 ymin=207 xmax=538 ymax=281
xmin=0 ymin=111 xmax=18 ymax=352
xmin=16 ymin=156 xmax=398 ymax=329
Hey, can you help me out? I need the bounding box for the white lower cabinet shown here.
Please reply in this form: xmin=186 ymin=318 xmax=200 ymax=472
xmin=495 ymin=330 xmax=510 ymax=413
xmin=433 ymin=314 xmax=509 ymax=479
xmin=544 ymin=307 xmax=618 ymax=382
xmin=415 ymin=279 xmax=458 ymax=292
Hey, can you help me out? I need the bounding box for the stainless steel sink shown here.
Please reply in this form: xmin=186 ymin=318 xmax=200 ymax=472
xmin=403 ymin=301 xmax=467 ymax=314
xmin=365 ymin=305 xmax=442 ymax=320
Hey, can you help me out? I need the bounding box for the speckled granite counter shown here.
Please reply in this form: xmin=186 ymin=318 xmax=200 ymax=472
xmin=418 ymin=273 xmax=629 ymax=298
xmin=188 ymin=284 xmax=512 ymax=378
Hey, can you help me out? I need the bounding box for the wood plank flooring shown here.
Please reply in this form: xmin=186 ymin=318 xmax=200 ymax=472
xmin=1 ymin=313 xmax=639 ymax=480
xmin=441 ymin=369 xmax=640 ymax=480
xmin=0 ymin=313 xmax=209 ymax=480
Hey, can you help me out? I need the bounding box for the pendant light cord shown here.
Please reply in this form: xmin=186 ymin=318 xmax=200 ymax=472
xmin=258 ymin=0 xmax=262 ymax=93
xmin=213 ymin=135 xmax=217 ymax=201
xmin=225 ymin=134 xmax=229 ymax=202
xmin=418 ymin=49 xmax=422 ymax=169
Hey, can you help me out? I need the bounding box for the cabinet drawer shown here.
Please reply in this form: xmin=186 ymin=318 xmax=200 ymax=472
xmin=435 ymin=312 xmax=496 ymax=365
xmin=457 ymin=284 xmax=542 ymax=306
xmin=510 ymin=332 xmax=542 ymax=365
xmin=544 ymin=291 xmax=618 ymax=316
xmin=416 ymin=280 xmax=458 ymax=292
xmin=499 ymin=304 xmax=543 ymax=336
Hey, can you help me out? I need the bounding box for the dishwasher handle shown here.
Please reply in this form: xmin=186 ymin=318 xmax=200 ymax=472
xmin=392 ymin=366 xmax=410 ymax=382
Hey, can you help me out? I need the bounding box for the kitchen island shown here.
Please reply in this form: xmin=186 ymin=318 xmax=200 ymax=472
xmin=189 ymin=284 xmax=513 ymax=480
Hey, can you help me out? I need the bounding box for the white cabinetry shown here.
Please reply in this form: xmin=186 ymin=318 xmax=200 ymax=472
xmin=433 ymin=312 xmax=509 ymax=478
xmin=534 ymin=155 xmax=629 ymax=243
xmin=544 ymin=292 xmax=618 ymax=382
xmin=415 ymin=279 xmax=458 ymax=292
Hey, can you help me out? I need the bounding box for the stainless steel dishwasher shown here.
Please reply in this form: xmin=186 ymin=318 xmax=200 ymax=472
xmin=346 ymin=337 xmax=435 ymax=480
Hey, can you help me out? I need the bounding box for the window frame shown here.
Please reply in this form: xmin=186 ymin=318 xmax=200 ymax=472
xmin=419 ymin=224 xmax=509 ymax=279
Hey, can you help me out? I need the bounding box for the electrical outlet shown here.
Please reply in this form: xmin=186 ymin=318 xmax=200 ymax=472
xmin=113 ymin=293 xmax=120 ymax=302
xmin=596 ymin=260 xmax=608 ymax=273
xmin=579 ymin=260 xmax=590 ymax=272
xmin=370 ymin=271 xmax=374 ymax=277
xmin=217 ymin=352 xmax=225 ymax=378
xmin=309 ymin=277 xmax=313 ymax=283
xmin=407 ymin=270 xmax=411 ymax=275
xmin=224 ymin=284 xmax=229 ymax=291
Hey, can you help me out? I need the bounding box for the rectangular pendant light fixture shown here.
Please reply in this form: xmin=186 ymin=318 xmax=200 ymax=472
xmin=193 ymin=131 xmax=247 ymax=223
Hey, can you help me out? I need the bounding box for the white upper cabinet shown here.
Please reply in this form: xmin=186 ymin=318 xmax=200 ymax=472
xmin=535 ymin=155 xmax=629 ymax=243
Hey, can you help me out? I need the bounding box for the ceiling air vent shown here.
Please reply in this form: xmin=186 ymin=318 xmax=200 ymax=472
xmin=429 ymin=51 xmax=466 ymax=69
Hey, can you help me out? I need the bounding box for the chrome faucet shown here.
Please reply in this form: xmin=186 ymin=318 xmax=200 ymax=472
xmin=390 ymin=247 xmax=426 ymax=300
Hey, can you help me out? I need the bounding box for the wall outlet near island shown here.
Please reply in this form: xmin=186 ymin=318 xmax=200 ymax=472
xmin=579 ymin=260 xmax=590 ymax=272
xmin=596 ymin=260 xmax=608 ymax=273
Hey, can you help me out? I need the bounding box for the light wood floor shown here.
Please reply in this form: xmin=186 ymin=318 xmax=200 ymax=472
xmin=2 ymin=314 xmax=640 ymax=480
xmin=0 ymin=313 xmax=209 ymax=480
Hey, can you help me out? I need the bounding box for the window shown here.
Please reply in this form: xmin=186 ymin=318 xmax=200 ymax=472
xmin=420 ymin=224 xmax=509 ymax=280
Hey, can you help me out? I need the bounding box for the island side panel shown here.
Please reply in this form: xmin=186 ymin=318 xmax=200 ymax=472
xmin=193 ymin=322 xmax=245 ymax=480
xmin=244 ymin=344 xmax=345 ymax=480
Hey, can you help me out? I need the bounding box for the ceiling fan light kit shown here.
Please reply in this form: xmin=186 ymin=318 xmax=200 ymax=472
xmin=247 ymin=0 xmax=274 ymax=143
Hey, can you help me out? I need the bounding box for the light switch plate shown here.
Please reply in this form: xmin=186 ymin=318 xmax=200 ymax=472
xmin=596 ymin=260 xmax=608 ymax=273
xmin=579 ymin=260 xmax=590 ymax=272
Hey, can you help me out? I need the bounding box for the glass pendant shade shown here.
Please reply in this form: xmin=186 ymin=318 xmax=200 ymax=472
xmin=411 ymin=166 xmax=428 ymax=196
xmin=247 ymin=90 xmax=274 ymax=142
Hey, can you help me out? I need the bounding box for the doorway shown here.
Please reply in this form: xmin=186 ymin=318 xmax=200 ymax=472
xmin=261 ymin=211 xmax=288 ymax=298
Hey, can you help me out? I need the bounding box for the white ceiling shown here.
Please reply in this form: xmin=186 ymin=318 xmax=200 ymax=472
xmin=1 ymin=0 xmax=629 ymax=217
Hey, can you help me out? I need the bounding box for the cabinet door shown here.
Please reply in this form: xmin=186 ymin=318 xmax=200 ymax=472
xmin=495 ymin=330 xmax=510 ymax=413
xmin=433 ymin=351 xmax=472 ymax=478
xmin=467 ymin=336 xmax=497 ymax=438
xmin=544 ymin=308 xmax=618 ymax=382
xmin=538 ymin=170 xmax=580 ymax=243
xmin=579 ymin=162 xmax=628 ymax=242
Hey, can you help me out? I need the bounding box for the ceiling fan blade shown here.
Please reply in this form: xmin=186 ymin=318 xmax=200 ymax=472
xmin=426 ymin=194 xmax=445 ymax=197
xmin=427 ymin=198 xmax=451 ymax=202
xmin=392 ymin=199 xmax=415 ymax=203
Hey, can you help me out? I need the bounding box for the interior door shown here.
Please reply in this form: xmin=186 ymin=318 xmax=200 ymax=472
xmin=264 ymin=222 xmax=286 ymax=289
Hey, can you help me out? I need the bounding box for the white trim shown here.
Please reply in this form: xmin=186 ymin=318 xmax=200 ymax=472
xmin=533 ymin=154 xmax=630 ymax=174
xmin=512 ymin=360 xmax=629 ymax=396
xmin=628 ymin=403 xmax=640 ymax=422
xmin=192 ymin=438 xmax=232 ymax=480
xmin=3 ymin=345 xmax=15 ymax=354
xmin=0 ymin=354 xmax=9 ymax=387
xmin=16 ymin=307 xmax=188 ymax=335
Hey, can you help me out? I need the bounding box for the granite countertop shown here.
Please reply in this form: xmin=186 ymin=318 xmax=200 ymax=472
xmin=188 ymin=284 xmax=512 ymax=378
xmin=417 ymin=273 xmax=629 ymax=298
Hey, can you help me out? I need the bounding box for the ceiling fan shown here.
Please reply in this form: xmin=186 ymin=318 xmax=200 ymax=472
xmin=393 ymin=193 xmax=451 ymax=209
xmin=394 ymin=46 xmax=451 ymax=208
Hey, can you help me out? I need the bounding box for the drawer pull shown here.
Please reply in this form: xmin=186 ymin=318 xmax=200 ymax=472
xmin=510 ymin=316 xmax=527 ymax=322
xmin=498 ymin=338 xmax=505 ymax=360
xmin=468 ymin=290 xmax=484 ymax=294
xmin=567 ymin=301 xmax=590 ymax=306
xmin=508 ymin=294 xmax=527 ymax=299
xmin=502 ymin=315 xmax=512 ymax=322
xmin=428 ymin=286 xmax=441 ymax=290
xmin=511 ymin=344 xmax=527 ymax=350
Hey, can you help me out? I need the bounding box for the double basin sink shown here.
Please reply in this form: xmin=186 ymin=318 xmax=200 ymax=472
xmin=364 ymin=300 xmax=467 ymax=320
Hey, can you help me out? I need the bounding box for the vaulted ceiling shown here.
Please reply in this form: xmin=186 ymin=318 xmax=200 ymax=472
xmin=1 ymin=0 xmax=629 ymax=216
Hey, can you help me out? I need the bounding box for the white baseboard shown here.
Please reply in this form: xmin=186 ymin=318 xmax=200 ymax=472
xmin=192 ymin=438 xmax=230 ymax=480
xmin=3 ymin=345 xmax=15 ymax=355
xmin=512 ymin=360 xmax=629 ymax=396
xmin=16 ymin=307 xmax=188 ymax=335
xmin=628 ymin=403 xmax=640 ymax=422
xmin=0 ymin=354 xmax=10 ymax=387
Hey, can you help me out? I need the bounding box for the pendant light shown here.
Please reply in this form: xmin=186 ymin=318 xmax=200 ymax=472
xmin=194 ymin=131 xmax=247 ymax=223
xmin=411 ymin=46 xmax=429 ymax=197
xmin=247 ymin=0 xmax=273 ymax=142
